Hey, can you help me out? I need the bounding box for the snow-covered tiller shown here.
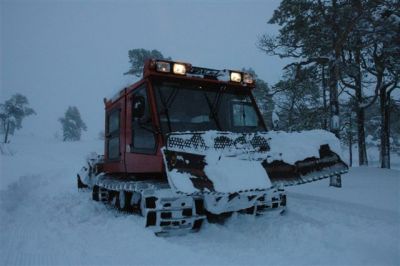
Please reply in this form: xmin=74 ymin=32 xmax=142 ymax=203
xmin=77 ymin=59 xmax=348 ymax=236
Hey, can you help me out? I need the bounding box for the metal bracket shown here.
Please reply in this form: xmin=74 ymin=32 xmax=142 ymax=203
xmin=329 ymin=175 xmax=342 ymax=188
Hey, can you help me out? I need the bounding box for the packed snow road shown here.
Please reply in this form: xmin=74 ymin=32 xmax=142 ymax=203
xmin=1 ymin=135 xmax=399 ymax=265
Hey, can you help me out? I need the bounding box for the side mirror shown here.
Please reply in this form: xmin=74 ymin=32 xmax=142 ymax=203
xmin=132 ymin=96 xmax=145 ymax=119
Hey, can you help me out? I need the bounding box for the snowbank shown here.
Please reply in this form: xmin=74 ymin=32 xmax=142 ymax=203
xmin=1 ymin=134 xmax=399 ymax=266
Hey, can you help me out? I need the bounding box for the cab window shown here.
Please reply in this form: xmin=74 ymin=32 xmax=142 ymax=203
xmin=131 ymin=85 xmax=156 ymax=153
xmin=232 ymin=101 xmax=258 ymax=127
xmin=106 ymin=109 xmax=120 ymax=160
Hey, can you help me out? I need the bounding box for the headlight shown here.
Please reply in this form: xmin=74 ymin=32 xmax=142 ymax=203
xmin=156 ymin=61 xmax=171 ymax=73
xmin=230 ymin=72 xmax=242 ymax=82
xmin=173 ymin=63 xmax=186 ymax=75
xmin=243 ymin=73 xmax=254 ymax=84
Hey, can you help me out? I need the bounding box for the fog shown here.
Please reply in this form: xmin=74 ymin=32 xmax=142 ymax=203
xmin=1 ymin=0 xmax=286 ymax=139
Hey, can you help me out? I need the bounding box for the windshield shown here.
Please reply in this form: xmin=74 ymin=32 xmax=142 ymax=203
xmin=153 ymin=80 xmax=265 ymax=134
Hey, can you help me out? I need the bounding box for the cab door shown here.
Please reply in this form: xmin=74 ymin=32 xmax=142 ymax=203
xmin=104 ymin=99 xmax=126 ymax=174
xmin=125 ymin=82 xmax=162 ymax=173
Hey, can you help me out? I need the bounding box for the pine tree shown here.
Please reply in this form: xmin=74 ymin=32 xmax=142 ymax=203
xmin=242 ymin=68 xmax=274 ymax=129
xmin=124 ymin=49 xmax=170 ymax=77
xmin=0 ymin=93 xmax=35 ymax=143
xmin=259 ymin=0 xmax=399 ymax=168
xmin=271 ymin=66 xmax=324 ymax=131
xmin=59 ymin=106 xmax=87 ymax=141
xmin=258 ymin=0 xmax=358 ymax=137
xmin=360 ymin=0 xmax=399 ymax=168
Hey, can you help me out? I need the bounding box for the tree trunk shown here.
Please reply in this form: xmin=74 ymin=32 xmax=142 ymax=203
xmin=380 ymin=88 xmax=390 ymax=168
xmin=328 ymin=59 xmax=340 ymax=138
xmin=354 ymin=45 xmax=368 ymax=166
xmin=349 ymin=138 xmax=353 ymax=167
xmin=328 ymin=0 xmax=340 ymax=139
xmin=4 ymin=121 xmax=10 ymax=144
xmin=348 ymin=114 xmax=353 ymax=167
xmin=355 ymin=96 xmax=368 ymax=166
xmin=322 ymin=65 xmax=328 ymax=130
xmin=287 ymin=96 xmax=296 ymax=131
xmin=385 ymin=97 xmax=391 ymax=168
xmin=356 ymin=107 xmax=368 ymax=165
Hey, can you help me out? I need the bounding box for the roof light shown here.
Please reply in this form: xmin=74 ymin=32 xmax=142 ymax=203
xmin=156 ymin=61 xmax=171 ymax=73
xmin=230 ymin=72 xmax=242 ymax=83
xmin=173 ymin=63 xmax=186 ymax=75
xmin=243 ymin=73 xmax=254 ymax=84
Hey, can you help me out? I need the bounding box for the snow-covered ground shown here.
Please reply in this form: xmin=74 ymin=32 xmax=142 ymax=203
xmin=1 ymin=134 xmax=399 ymax=266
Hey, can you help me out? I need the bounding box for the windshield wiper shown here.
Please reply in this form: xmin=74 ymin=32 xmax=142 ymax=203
xmin=241 ymin=105 xmax=247 ymax=126
xmin=203 ymin=89 xmax=223 ymax=130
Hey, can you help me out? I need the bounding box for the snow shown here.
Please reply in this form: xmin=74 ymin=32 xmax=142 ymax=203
xmin=165 ymin=149 xmax=272 ymax=194
xmin=272 ymin=110 xmax=279 ymax=127
xmin=165 ymin=130 xmax=342 ymax=194
xmin=168 ymin=130 xmax=342 ymax=164
xmin=217 ymin=69 xmax=230 ymax=82
xmin=1 ymin=133 xmax=400 ymax=266
xmin=168 ymin=169 xmax=200 ymax=194
xmin=331 ymin=115 xmax=340 ymax=130
xmin=204 ymin=153 xmax=271 ymax=193
xmin=266 ymin=130 xmax=342 ymax=164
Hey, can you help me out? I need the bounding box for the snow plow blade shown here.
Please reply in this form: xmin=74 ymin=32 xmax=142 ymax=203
xmin=162 ymin=130 xmax=348 ymax=194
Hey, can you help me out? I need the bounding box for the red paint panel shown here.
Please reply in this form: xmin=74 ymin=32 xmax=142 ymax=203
xmin=124 ymin=152 xmax=163 ymax=173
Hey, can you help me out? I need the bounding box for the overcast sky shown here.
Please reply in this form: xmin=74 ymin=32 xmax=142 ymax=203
xmin=1 ymin=0 xmax=287 ymax=138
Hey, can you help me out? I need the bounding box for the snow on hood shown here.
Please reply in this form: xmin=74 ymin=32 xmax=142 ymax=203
xmin=266 ymin=130 xmax=342 ymax=164
xmin=167 ymin=156 xmax=272 ymax=194
xmin=167 ymin=129 xmax=342 ymax=163
xmin=164 ymin=129 xmax=342 ymax=194
xmin=203 ymin=152 xmax=272 ymax=193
